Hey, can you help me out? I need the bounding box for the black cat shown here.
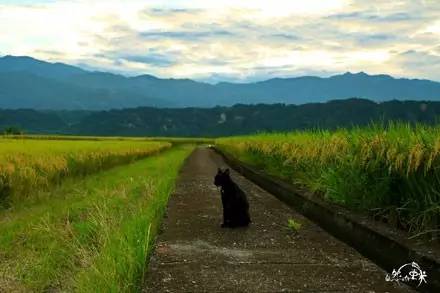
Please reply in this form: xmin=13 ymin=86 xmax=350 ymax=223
xmin=214 ymin=168 xmax=251 ymax=228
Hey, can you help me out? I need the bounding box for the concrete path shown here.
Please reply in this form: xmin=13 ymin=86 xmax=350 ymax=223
xmin=144 ymin=147 xmax=411 ymax=292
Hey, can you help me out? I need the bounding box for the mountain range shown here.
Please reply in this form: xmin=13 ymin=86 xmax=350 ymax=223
xmin=1 ymin=55 xmax=440 ymax=110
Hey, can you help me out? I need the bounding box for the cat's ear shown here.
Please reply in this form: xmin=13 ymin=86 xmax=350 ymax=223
xmin=224 ymin=168 xmax=230 ymax=175
xmin=217 ymin=167 xmax=222 ymax=174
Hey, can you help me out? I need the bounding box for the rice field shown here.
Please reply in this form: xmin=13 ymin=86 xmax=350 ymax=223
xmin=0 ymin=138 xmax=194 ymax=292
xmin=0 ymin=139 xmax=170 ymax=204
xmin=2 ymin=127 xmax=439 ymax=291
xmin=216 ymin=123 xmax=440 ymax=238
xmin=3 ymin=134 xmax=214 ymax=144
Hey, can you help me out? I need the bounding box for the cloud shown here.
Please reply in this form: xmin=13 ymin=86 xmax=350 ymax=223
xmin=327 ymin=11 xmax=418 ymax=22
xmin=265 ymin=33 xmax=299 ymax=41
xmin=353 ymin=33 xmax=397 ymax=46
xmin=148 ymin=8 xmax=200 ymax=15
xmin=0 ymin=0 xmax=439 ymax=82
xmin=139 ymin=30 xmax=234 ymax=41
xmin=33 ymin=49 xmax=67 ymax=58
xmin=142 ymin=7 xmax=203 ymax=17
xmin=121 ymin=54 xmax=177 ymax=67
xmin=392 ymin=50 xmax=440 ymax=80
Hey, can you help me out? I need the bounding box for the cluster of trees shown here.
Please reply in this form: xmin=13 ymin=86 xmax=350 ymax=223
xmin=0 ymin=109 xmax=64 ymax=134
xmin=1 ymin=98 xmax=439 ymax=137
xmin=2 ymin=126 xmax=23 ymax=135
xmin=71 ymin=99 xmax=440 ymax=136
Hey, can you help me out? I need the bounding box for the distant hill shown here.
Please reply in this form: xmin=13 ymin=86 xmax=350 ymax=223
xmin=0 ymin=55 xmax=85 ymax=79
xmin=0 ymin=55 xmax=439 ymax=110
xmin=0 ymin=108 xmax=67 ymax=133
xmin=1 ymin=99 xmax=439 ymax=136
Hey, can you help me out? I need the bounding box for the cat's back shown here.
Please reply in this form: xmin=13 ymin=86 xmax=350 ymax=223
xmin=232 ymin=181 xmax=249 ymax=204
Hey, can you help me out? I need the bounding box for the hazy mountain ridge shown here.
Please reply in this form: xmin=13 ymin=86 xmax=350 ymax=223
xmin=1 ymin=55 xmax=440 ymax=110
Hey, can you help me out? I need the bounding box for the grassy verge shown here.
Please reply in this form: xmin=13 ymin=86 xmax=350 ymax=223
xmin=0 ymin=145 xmax=194 ymax=292
xmin=216 ymin=123 xmax=440 ymax=239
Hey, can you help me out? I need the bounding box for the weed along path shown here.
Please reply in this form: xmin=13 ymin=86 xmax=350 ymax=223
xmin=144 ymin=147 xmax=411 ymax=292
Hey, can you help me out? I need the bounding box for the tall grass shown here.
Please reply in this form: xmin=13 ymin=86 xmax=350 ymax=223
xmin=0 ymin=139 xmax=170 ymax=204
xmin=0 ymin=145 xmax=194 ymax=292
xmin=216 ymin=123 xmax=440 ymax=238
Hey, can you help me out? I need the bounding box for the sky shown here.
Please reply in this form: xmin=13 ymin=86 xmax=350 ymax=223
xmin=0 ymin=0 xmax=439 ymax=83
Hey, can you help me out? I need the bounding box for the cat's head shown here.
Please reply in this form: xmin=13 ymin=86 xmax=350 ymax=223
xmin=214 ymin=168 xmax=230 ymax=187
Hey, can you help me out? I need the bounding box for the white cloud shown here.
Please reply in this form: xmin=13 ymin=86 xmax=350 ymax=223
xmin=0 ymin=0 xmax=439 ymax=81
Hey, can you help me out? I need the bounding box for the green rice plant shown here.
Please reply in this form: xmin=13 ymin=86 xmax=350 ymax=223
xmin=216 ymin=123 xmax=440 ymax=238
xmin=0 ymin=145 xmax=194 ymax=292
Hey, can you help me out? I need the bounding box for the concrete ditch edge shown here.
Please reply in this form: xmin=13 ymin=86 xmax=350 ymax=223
xmin=213 ymin=146 xmax=440 ymax=293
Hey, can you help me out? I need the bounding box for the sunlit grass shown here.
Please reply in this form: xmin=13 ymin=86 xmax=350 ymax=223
xmin=0 ymin=139 xmax=170 ymax=204
xmin=0 ymin=145 xmax=194 ymax=292
xmin=216 ymin=123 xmax=440 ymax=238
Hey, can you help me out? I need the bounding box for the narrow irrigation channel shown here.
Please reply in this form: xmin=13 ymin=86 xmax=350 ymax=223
xmin=144 ymin=147 xmax=411 ymax=292
xmin=215 ymin=146 xmax=440 ymax=293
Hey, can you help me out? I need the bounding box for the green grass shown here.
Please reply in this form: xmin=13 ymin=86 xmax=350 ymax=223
xmin=0 ymin=145 xmax=194 ymax=292
xmin=145 ymin=136 xmax=214 ymax=144
xmin=216 ymin=123 xmax=440 ymax=238
xmin=287 ymin=219 xmax=302 ymax=232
